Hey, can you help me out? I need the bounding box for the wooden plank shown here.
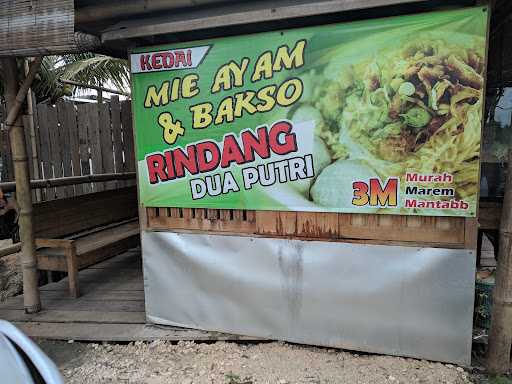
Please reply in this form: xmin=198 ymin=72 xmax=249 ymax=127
xmin=3 ymin=290 xmax=144 ymax=303
xmin=0 ymin=299 xmax=144 ymax=312
xmin=110 ymin=96 xmax=124 ymax=188
xmin=46 ymin=103 xmax=65 ymax=198
xmin=64 ymin=101 xmax=83 ymax=195
xmin=99 ymin=103 xmax=115 ymax=190
xmin=12 ymin=322 xmax=262 ymax=342
xmin=0 ymin=309 xmax=145 ymax=324
xmin=147 ymin=207 xmax=466 ymax=246
xmin=255 ymin=211 xmax=279 ymax=235
xmin=36 ymin=103 xmax=53 ymax=199
xmin=275 ymin=211 xmax=297 ymax=236
xmin=87 ymin=103 xmax=104 ymax=192
xmin=339 ymin=213 xmax=465 ymax=245
xmin=195 ymin=208 xmax=206 ymax=220
xmin=207 ymin=209 xmax=219 ymax=220
xmin=297 ymin=212 xmax=339 ymax=238
xmin=77 ymin=103 xmax=92 ymax=193
xmin=121 ymin=100 xmax=135 ymax=175
xmin=102 ymin=0 xmax=428 ymax=42
xmin=40 ymin=280 xmax=144 ymax=292
xmin=33 ymin=187 xmax=138 ymax=238
xmin=464 ymin=217 xmax=479 ymax=250
xmin=37 ymin=235 xmax=140 ymax=272
xmin=56 ymin=101 xmax=75 ymax=197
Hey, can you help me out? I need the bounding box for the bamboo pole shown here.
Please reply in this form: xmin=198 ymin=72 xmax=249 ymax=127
xmin=1 ymin=57 xmax=42 ymax=314
xmin=487 ymin=118 xmax=512 ymax=375
xmin=24 ymin=60 xmax=41 ymax=202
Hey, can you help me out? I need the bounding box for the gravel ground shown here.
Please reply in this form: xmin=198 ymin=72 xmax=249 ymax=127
xmin=37 ymin=340 xmax=474 ymax=384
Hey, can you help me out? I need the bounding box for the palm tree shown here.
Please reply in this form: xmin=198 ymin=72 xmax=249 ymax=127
xmin=32 ymin=53 xmax=130 ymax=103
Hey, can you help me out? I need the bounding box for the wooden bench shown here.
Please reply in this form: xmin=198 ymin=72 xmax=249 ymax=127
xmin=33 ymin=187 xmax=140 ymax=298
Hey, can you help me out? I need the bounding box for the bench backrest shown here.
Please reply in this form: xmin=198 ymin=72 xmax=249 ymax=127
xmin=33 ymin=187 xmax=138 ymax=239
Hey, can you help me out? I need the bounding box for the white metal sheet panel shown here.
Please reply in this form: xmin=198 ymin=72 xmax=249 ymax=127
xmin=142 ymin=231 xmax=475 ymax=365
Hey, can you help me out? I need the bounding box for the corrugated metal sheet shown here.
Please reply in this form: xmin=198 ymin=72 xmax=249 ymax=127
xmin=0 ymin=0 xmax=98 ymax=56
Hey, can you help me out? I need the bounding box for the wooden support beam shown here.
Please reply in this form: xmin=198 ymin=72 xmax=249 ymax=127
xmin=487 ymin=94 xmax=512 ymax=375
xmin=0 ymin=172 xmax=137 ymax=193
xmin=1 ymin=57 xmax=42 ymax=314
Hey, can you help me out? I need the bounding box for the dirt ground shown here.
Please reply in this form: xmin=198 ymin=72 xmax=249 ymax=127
xmin=36 ymin=339 xmax=477 ymax=384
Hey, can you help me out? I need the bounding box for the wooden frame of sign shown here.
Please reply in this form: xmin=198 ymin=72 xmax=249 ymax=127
xmin=143 ymin=207 xmax=477 ymax=249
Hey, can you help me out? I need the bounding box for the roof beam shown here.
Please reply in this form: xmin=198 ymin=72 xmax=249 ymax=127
xmin=102 ymin=0 xmax=429 ymax=42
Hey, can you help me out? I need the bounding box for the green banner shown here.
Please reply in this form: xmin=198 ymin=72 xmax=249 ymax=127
xmin=130 ymin=7 xmax=488 ymax=217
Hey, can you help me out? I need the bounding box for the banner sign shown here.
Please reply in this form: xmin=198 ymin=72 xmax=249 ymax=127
xmin=131 ymin=7 xmax=488 ymax=217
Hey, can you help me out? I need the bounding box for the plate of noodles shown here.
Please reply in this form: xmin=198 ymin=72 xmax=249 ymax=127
xmin=281 ymin=31 xmax=486 ymax=216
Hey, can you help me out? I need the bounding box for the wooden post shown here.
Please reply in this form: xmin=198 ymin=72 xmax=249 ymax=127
xmin=1 ymin=57 xmax=42 ymax=314
xmin=487 ymin=135 xmax=512 ymax=374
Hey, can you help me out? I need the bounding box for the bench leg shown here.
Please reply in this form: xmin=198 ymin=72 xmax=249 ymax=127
xmin=65 ymin=247 xmax=80 ymax=298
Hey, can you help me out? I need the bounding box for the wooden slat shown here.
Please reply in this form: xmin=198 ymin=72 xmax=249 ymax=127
xmin=40 ymin=280 xmax=144 ymax=292
xmin=37 ymin=232 xmax=139 ymax=272
xmin=87 ymin=103 xmax=104 ymax=192
xmin=36 ymin=103 xmax=52 ymax=199
xmin=33 ymin=186 xmax=138 ymax=238
xmin=47 ymin=103 xmax=66 ymax=198
xmin=121 ymin=100 xmax=135 ymax=174
xmin=0 ymin=298 xmax=144 ymax=312
xmin=0 ymin=309 xmax=145 ymax=324
xmin=4 ymin=289 xmax=144 ymax=303
xmin=110 ymin=96 xmax=124 ymax=187
xmin=64 ymin=101 xmax=83 ymax=195
xmin=56 ymin=101 xmax=74 ymax=197
xmin=77 ymin=103 xmax=92 ymax=193
xmin=255 ymin=211 xmax=279 ymax=235
xmin=464 ymin=217 xmax=479 ymax=250
xmin=99 ymin=102 xmax=115 ymax=190
xmin=275 ymin=211 xmax=297 ymax=236
xmin=297 ymin=212 xmax=339 ymax=238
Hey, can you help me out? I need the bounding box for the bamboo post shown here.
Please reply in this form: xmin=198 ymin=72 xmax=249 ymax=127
xmin=1 ymin=57 xmax=43 ymax=314
xmin=487 ymin=122 xmax=512 ymax=374
xmin=24 ymin=60 xmax=41 ymax=202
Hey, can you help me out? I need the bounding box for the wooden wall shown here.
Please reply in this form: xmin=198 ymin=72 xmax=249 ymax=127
xmin=0 ymin=97 xmax=135 ymax=201
xmin=145 ymin=207 xmax=478 ymax=249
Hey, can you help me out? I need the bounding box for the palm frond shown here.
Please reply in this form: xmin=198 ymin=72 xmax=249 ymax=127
xmin=59 ymin=54 xmax=129 ymax=92
xmin=1 ymin=54 xmax=130 ymax=103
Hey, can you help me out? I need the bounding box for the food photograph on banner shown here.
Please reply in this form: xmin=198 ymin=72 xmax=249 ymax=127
xmin=131 ymin=6 xmax=488 ymax=218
